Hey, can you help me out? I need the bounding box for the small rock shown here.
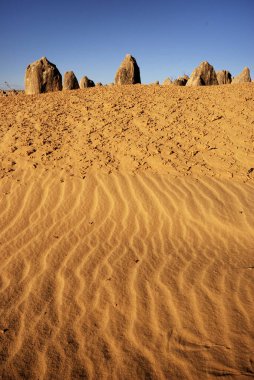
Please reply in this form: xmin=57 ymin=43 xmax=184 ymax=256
xmin=162 ymin=77 xmax=173 ymax=85
xmin=63 ymin=71 xmax=79 ymax=90
xmin=174 ymin=75 xmax=189 ymax=86
xmin=232 ymin=67 xmax=251 ymax=83
xmin=80 ymin=76 xmax=95 ymax=88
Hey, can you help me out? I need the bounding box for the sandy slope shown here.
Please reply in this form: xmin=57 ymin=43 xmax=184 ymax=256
xmin=0 ymin=84 xmax=254 ymax=379
xmin=1 ymin=84 xmax=254 ymax=180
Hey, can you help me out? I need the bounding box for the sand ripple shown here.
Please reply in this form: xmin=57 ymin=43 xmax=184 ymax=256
xmin=0 ymin=170 xmax=254 ymax=379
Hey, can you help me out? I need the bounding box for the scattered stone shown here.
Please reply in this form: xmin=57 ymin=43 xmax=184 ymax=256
xmin=211 ymin=115 xmax=223 ymax=122
xmin=63 ymin=71 xmax=79 ymax=90
xmin=115 ymin=54 xmax=141 ymax=85
xmin=79 ymin=76 xmax=95 ymax=88
xmin=96 ymin=82 xmax=103 ymax=87
xmin=216 ymin=70 xmax=232 ymax=84
xmin=232 ymin=67 xmax=251 ymax=83
xmin=186 ymin=61 xmax=218 ymax=86
xmin=27 ymin=148 xmax=37 ymax=156
xmin=0 ymin=90 xmax=22 ymax=97
xmin=25 ymin=57 xmax=62 ymax=95
xmin=1 ymin=328 xmax=9 ymax=334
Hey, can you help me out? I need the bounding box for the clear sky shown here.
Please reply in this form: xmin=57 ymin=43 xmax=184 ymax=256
xmin=0 ymin=0 xmax=253 ymax=89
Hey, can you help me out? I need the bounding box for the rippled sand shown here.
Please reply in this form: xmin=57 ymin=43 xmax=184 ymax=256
xmin=0 ymin=84 xmax=254 ymax=379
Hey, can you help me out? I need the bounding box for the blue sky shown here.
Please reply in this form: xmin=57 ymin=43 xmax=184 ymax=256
xmin=0 ymin=0 xmax=253 ymax=88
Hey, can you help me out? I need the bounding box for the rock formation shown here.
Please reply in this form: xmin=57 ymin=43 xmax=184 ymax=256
xmin=216 ymin=70 xmax=232 ymax=85
xmin=186 ymin=61 xmax=218 ymax=86
xmin=63 ymin=71 xmax=79 ymax=90
xmin=115 ymin=54 xmax=141 ymax=85
xmin=232 ymin=67 xmax=251 ymax=83
xmin=79 ymin=76 xmax=95 ymax=88
xmin=162 ymin=77 xmax=173 ymax=85
xmin=25 ymin=57 xmax=62 ymax=95
xmin=174 ymin=75 xmax=189 ymax=86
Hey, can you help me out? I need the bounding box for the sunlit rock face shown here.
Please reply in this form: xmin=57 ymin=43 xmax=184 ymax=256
xmin=25 ymin=57 xmax=62 ymax=95
xmin=115 ymin=54 xmax=141 ymax=85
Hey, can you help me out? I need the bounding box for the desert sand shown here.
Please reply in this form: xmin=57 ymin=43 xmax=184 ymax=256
xmin=0 ymin=83 xmax=254 ymax=379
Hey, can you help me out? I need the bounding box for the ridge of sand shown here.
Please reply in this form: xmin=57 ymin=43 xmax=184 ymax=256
xmin=0 ymin=84 xmax=254 ymax=379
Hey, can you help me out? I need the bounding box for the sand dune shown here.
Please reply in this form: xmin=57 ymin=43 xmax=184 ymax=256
xmin=0 ymin=84 xmax=254 ymax=379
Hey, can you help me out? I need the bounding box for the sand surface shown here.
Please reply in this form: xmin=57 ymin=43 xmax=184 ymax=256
xmin=0 ymin=84 xmax=254 ymax=379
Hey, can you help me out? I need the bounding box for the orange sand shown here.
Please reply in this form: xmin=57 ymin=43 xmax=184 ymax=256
xmin=0 ymin=84 xmax=254 ymax=379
